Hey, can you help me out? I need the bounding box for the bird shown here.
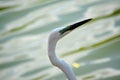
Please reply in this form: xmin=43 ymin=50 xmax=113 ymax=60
xmin=48 ymin=18 xmax=92 ymax=80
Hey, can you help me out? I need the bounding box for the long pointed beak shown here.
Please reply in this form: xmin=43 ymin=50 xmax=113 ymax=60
xmin=60 ymin=18 xmax=92 ymax=34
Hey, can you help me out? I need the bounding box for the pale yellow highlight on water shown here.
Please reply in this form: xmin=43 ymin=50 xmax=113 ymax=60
xmin=72 ymin=62 xmax=80 ymax=68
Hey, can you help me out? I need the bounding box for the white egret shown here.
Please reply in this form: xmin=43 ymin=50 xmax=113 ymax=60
xmin=48 ymin=18 xmax=92 ymax=80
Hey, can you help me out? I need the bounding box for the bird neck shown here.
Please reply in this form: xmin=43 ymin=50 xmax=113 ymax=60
xmin=48 ymin=39 xmax=58 ymax=57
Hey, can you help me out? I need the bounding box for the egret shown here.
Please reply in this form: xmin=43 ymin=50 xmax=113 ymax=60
xmin=48 ymin=18 xmax=92 ymax=80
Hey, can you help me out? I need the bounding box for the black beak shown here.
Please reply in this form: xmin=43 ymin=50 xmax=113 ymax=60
xmin=60 ymin=18 xmax=92 ymax=34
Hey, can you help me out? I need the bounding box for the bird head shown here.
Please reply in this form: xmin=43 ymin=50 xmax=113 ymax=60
xmin=49 ymin=18 xmax=92 ymax=43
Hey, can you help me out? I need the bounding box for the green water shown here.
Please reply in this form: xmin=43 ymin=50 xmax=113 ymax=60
xmin=0 ymin=0 xmax=120 ymax=80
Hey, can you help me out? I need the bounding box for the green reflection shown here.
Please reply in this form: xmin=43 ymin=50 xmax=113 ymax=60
xmin=32 ymin=73 xmax=49 ymax=80
xmin=61 ymin=34 xmax=120 ymax=57
xmin=0 ymin=58 xmax=33 ymax=70
xmin=91 ymin=9 xmax=120 ymax=22
xmin=0 ymin=5 xmax=18 ymax=11
xmin=82 ymin=75 xmax=95 ymax=80
xmin=0 ymin=15 xmax=45 ymax=37
xmin=21 ymin=65 xmax=51 ymax=77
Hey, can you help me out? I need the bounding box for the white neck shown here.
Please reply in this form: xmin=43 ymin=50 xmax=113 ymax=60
xmin=48 ymin=39 xmax=58 ymax=59
xmin=48 ymin=35 xmax=77 ymax=80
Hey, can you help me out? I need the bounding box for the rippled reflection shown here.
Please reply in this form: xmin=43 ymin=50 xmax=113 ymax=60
xmin=0 ymin=0 xmax=120 ymax=80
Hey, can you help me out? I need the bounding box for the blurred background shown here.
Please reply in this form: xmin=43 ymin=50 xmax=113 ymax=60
xmin=0 ymin=0 xmax=120 ymax=80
